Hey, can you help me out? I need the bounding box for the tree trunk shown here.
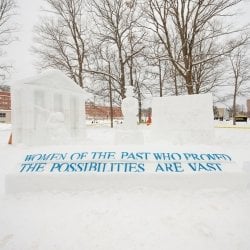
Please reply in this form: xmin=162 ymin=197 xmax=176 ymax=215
xmin=232 ymin=84 xmax=237 ymax=125
xmin=108 ymin=63 xmax=114 ymax=128
xmin=174 ymin=68 xmax=178 ymax=96
xmin=159 ymin=59 xmax=163 ymax=97
xmin=186 ymin=70 xmax=194 ymax=94
xmin=137 ymin=84 xmax=142 ymax=123
xmin=118 ymin=45 xmax=126 ymax=99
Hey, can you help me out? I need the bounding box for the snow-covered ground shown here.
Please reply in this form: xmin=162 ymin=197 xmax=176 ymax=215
xmin=0 ymin=121 xmax=250 ymax=250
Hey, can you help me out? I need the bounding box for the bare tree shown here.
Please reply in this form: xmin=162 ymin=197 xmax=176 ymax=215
xmin=85 ymin=44 xmax=118 ymax=127
xmin=33 ymin=0 xmax=88 ymax=88
xmin=144 ymin=35 xmax=185 ymax=97
xmin=228 ymin=45 xmax=250 ymax=125
xmin=87 ymin=0 xmax=145 ymax=100
xmin=0 ymin=0 xmax=16 ymax=82
xmin=191 ymin=30 xmax=226 ymax=94
xmin=0 ymin=84 xmax=10 ymax=91
xmin=132 ymin=61 xmax=150 ymax=122
xmin=144 ymin=0 xmax=248 ymax=95
xmin=144 ymin=39 xmax=167 ymax=97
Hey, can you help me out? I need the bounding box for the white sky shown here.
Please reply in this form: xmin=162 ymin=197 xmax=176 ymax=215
xmin=6 ymin=0 xmax=42 ymax=83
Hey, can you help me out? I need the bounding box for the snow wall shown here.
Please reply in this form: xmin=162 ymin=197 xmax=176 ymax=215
xmin=151 ymin=93 xmax=214 ymax=144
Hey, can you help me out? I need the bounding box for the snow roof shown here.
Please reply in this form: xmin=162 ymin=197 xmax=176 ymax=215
xmin=12 ymin=69 xmax=86 ymax=94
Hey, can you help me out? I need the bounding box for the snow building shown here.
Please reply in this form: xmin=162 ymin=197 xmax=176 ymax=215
xmin=11 ymin=70 xmax=87 ymax=145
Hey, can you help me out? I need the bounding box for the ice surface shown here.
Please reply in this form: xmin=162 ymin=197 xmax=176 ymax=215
xmin=11 ymin=70 xmax=87 ymax=145
xmin=151 ymin=94 xmax=214 ymax=144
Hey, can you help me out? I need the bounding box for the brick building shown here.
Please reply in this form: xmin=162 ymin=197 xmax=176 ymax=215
xmin=0 ymin=91 xmax=11 ymax=123
xmin=0 ymin=91 xmax=11 ymax=110
xmin=85 ymin=102 xmax=123 ymax=120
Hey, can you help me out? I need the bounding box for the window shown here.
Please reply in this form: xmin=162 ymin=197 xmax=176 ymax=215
xmin=0 ymin=113 xmax=6 ymax=118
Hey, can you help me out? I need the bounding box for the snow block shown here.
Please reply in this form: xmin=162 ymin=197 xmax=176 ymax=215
xmin=151 ymin=94 xmax=214 ymax=144
xmin=4 ymin=172 xmax=250 ymax=194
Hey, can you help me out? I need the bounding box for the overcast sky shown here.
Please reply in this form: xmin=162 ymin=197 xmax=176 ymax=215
xmin=6 ymin=0 xmax=41 ymax=83
xmin=5 ymin=0 xmax=250 ymax=96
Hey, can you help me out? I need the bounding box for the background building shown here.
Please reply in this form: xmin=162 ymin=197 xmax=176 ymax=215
xmin=0 ymin=91 xmax=11 ymax=110
xmin=85 ymin=102 xmax=122 ymax=121
xmin=247 ymin=99 xmax=250 ymax=118
xmin=0 ymin=91 xmax=11 ymax=123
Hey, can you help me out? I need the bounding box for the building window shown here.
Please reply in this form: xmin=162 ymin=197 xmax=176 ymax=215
xmin=0 ymin=113 xmax=6 ymax=118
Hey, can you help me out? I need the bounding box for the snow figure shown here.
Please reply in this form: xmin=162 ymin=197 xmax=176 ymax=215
xmin=121 ymin=86 xmax=138 ymax=129
xmin=115 ymin=86 xmax=144 ymax=144
xmin=46 ymin=112 xmax=71 ymax=144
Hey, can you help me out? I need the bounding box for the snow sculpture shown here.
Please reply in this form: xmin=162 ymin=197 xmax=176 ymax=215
xmin=121 ymin=86 xmax=138 ymax=129
xmin=115 ymin=86 xmax=144 ymax=144
xmin=11 ymin=70 xmax=87 ymax=145
xmin=151 ymin=94 xmax=214 ymax=144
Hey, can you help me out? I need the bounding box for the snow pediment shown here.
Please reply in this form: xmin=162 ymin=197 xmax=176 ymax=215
xmin=13 ymin=69 xmax=86 ymax=95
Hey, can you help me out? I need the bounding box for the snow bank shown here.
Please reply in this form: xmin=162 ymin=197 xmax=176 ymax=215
xmin=1 ymin=122 xmax=250 ymax=250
